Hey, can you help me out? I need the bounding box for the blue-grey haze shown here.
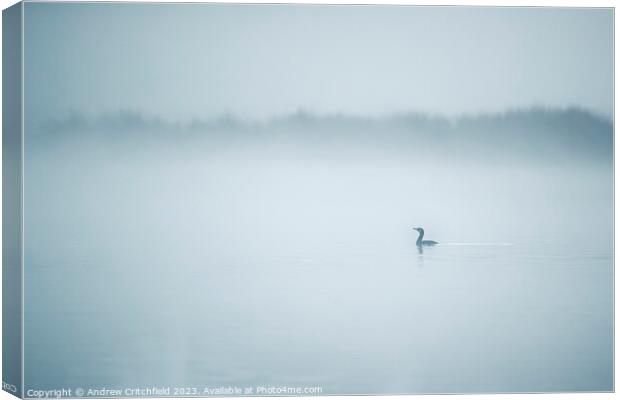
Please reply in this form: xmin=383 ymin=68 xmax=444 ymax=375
xmin=24 ymin=3 xmax=613 ymax=122
xmin=20 ymin=2 xmax=613 ymax=396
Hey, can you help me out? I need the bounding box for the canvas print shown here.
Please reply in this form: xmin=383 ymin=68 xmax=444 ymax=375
xmin=2 ymin=2 xmax=614 ymax=397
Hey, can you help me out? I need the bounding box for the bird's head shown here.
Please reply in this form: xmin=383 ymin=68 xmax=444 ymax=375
xmin=413 ymin=227 xmax=424 ymax=233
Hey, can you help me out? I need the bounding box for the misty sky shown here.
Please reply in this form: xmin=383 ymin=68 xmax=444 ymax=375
xmin=24 ymin=3 xmax=613 ymax=121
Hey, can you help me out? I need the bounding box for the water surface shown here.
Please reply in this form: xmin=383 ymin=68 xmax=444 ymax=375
xmin=23 ymin=133 xmax=613 ymax=394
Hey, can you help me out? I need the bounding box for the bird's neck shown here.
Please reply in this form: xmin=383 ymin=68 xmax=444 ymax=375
xmin=416 ymin=230 xmax=424 ymax=245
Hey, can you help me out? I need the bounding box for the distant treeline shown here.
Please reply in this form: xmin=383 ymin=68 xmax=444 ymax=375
xmin=39 ymin=107 xmax=612 ymax=164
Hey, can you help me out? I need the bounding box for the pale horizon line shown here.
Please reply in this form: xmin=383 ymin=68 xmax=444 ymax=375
xmin=40 ymin=103 xmax=613 ymax=130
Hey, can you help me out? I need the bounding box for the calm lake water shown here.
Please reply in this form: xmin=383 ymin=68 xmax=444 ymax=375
xmin=23 ymin=139 xmax=613 ymax=394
